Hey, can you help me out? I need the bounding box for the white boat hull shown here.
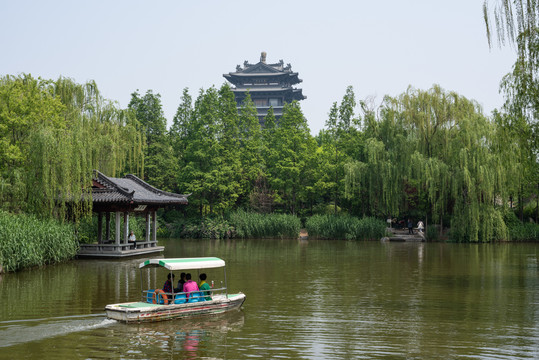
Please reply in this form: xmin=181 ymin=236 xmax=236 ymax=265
xmin=105 ymin=293 xmax=245 ymax=323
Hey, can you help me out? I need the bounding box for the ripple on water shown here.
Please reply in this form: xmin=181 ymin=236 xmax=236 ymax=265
xmin=0 ymin=315 xmax=115 ymax=348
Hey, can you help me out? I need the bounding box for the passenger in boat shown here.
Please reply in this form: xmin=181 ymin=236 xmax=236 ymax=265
xmin=199 ymin=273 xmax=212 ymax=301
xmin=128 ymin=231 xmax=137 ymax=249
xmin=183 ymin=273 xmax=199 ymax=299
xmin=163 ymin=273 xmax=175 ymax=294
xmin=174 ymin=272 xmax=186 ymax=293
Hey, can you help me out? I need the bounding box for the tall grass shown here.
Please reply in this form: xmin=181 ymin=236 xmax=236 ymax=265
xmin=0 ymin=211 xmax=78 ymax=272
xmin=229 ymin=210 xmax=301 ymax=239
xmin=306 ymin=214 xmax=386 ymax=240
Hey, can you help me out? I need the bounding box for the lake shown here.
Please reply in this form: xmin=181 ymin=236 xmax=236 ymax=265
xmin=1 ymin=239 xmax=538 ymax=359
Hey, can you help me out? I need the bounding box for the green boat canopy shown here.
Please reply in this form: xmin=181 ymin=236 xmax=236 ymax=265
xmin=139 ymin=257 xmax=226 ymax=271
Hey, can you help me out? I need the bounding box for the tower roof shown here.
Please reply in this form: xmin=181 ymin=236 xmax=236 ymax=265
xmin=223 ymin=52 xmax=302 ymax=86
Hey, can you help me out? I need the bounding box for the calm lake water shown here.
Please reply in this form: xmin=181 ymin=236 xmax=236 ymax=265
xmin=1 ymin=239 xmax=539 ymax=359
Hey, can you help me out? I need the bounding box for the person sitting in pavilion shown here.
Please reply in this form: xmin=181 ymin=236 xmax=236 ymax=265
xmin=128 ymin=231 xmax=137 ymax=249
xmin=199 ymin=273 xmax=212 ymax=301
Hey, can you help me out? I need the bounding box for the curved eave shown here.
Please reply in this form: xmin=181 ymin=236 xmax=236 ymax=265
xmin=224 ymin=72 xmax=302 ymax=86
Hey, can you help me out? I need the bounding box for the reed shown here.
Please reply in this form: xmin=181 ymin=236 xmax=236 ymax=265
xmin=171 ymin=216 xmax=235 ymax=239
xmin=229 ymin=210 xmax=301 ymax=239
xmin=306 ymin=214 xmax=386 ymax=240
xmin=0 ymin=211 xmax=78 ymax=272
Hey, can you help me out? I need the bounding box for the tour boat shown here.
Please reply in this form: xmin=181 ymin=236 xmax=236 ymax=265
xmin=105 ymin=257 xmax=246 ymax=323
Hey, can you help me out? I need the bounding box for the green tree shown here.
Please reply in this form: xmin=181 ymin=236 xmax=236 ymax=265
xmin=128 ymin=90 xmax=176 ymax=190
xmin=321 ymin=87 xmax=365 ymax=215
xmin=269 ymin=101 xmax=316 ymax=214
xmin=0 ymin=75 xmax=144 ymax=220
xmin=498 ymin=32 xmax=539 ymax=221
xmin=170 ymin=88 xmax=193 ymax=171
xmin=346 ymin=85 xmax=510 ymax=241
xmin=237 ymin=92 xmax=264 ymax=207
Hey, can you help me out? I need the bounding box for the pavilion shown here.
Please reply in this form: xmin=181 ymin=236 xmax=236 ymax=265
xmin=77 ymin=170 xmax=189 ymax=258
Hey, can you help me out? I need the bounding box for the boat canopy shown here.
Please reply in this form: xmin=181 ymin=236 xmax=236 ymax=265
xmin=139 ymin=257 xmax=226 ymax=271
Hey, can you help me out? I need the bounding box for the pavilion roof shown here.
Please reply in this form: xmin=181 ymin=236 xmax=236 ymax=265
xmin=91 ymin=170 xmax=188 ymax=206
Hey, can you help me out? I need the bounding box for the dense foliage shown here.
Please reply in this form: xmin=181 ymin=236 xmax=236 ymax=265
xmin=0 ymin=75 xmax=144 ymax=220
xmin=0 ymin=211 xmax=78 ymax=272
xmin=1 ymin=72 xmax=537 ymax=246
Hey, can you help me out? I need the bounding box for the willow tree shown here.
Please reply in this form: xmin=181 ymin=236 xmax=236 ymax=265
xmin=484 ymin=2 xmax=539 ymax=221
xmin=498 ymin=35 xmax=539 ymax=221
xmin=345 ymin=105 xmax=407 ymax=218
xmin=346 ymin=85 xmax=510 ymax=241
xmin=0 ymin=75 xmax=144 ymax=220
xmin=483 ymin=0 xmax=539 ymax=49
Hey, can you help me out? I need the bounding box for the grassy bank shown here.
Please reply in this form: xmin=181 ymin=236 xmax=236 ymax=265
xmin=0 ymin=211 xmax=78 ymax=272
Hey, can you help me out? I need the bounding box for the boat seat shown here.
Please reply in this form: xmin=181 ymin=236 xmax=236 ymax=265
xmin=174 ymin=293 xmax=186 ymax=304
xmin=146 ymin=289 xmax=155 ymax=303
xmin=187 ymin=291 xmax=204 ymax=303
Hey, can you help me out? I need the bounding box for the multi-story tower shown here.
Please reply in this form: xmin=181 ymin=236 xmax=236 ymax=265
xmin=223 ymin=52 xmax=306 ymax=124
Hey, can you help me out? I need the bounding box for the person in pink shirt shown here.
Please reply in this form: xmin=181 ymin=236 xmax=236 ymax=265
xmin=182 ymin=273 xmax=199 ymax=299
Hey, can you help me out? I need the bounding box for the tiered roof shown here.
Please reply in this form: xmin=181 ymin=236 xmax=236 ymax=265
xmin=92 ymin=170 xmax=188 ymax=206
xmin=223 ymin=52 xmax=306 ymax=101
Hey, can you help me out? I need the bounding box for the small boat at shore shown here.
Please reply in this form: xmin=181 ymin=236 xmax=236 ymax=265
xmin=105 ymin=257 xmax=246 ymax=323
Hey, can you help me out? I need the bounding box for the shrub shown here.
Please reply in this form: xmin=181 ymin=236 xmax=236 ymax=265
xmin=507 ymin=222 xmax=539 ymax=242
xmin=426 ymin=225 xmax=439 ymax=241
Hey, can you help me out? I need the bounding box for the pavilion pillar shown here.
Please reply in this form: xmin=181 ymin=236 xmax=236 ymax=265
xmin=152 ymin=211 xmax=157 ymax=242
xmin=105 ymin=212 xmax=111 ymax=243
xmin=145 ymin=212 xmax=151 ymax=242
xmin=115 ymin=211 xmax=121 ymax=245
xmin=123 ymin=212 xmax=129 ymax=244
xmin=97 ymin=212 xmax=103 ymax=244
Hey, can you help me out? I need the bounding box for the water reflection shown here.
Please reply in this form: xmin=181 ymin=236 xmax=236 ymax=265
xmin=111 ymin=311 xmax=245 ymax=359
xmin=1 ymin=240 xmax=539 ymax=359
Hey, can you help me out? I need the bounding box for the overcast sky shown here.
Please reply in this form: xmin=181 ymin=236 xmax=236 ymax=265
xmin=1 ymin=1 xmax=516 ymax=134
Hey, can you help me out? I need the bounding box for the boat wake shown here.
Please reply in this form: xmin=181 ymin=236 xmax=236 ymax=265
xmin=0 ymin=314 xmax=116 ymax=348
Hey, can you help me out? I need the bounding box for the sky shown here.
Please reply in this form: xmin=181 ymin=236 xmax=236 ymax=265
xmin=1 ymin=0 xmax=517 ymax=135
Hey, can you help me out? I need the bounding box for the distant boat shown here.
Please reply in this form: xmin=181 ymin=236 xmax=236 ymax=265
xmin=105 ymin=257 xmax=246 ymax=323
